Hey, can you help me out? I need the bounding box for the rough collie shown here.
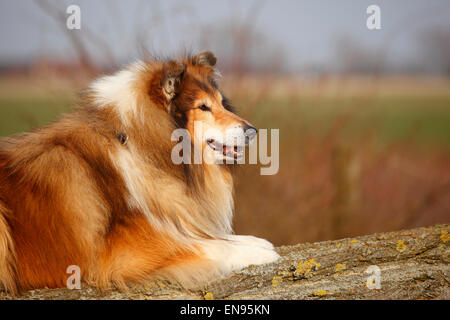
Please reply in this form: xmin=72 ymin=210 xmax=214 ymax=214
xmin=0 ymin=51 xmax=279 ymax=294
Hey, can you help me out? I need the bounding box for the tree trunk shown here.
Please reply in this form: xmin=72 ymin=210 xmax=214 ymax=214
xmin=1 ymin=224 xmax=449 ymax=300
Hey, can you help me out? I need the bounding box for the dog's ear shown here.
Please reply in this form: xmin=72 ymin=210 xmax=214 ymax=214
xmin=161 ymin=60 xmax=185 ymax=101
xmin=192 ymin=51 xmax=217 ymax=67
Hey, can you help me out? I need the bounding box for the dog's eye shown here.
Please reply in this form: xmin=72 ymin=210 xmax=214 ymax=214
xmin=199 ymin=104 xmax=211 ymax=112
xmin=117 ymin=133 xmax=128 ymax=145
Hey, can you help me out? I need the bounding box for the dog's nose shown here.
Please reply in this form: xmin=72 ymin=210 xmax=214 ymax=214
xmin=244 ymin=124 xmax=257 ymax=143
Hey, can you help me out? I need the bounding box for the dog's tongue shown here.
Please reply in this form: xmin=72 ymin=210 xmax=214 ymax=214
xmin=222 ymin=145 xmax=231 ymax=155
xmin=223 ymin=145 xmax=239 ymax=158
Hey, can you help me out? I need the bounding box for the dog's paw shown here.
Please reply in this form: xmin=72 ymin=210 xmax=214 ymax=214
xmin=226 ymin=239 xmax=279 ymax=270
xmin=200 ymin=236 xmax=280 ymax=275
xmin=240 ymin=246 xmax=279 ymax=267
xmin=227 ymin=235 xmax=275 ymax=250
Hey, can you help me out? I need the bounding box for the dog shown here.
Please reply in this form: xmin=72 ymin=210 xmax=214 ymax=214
xmin=0 ymin=52 xmax=279 ymax=294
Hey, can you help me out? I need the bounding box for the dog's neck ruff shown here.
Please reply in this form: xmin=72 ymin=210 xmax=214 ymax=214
xmin=89 ymin=61 xmax=235 ymax=241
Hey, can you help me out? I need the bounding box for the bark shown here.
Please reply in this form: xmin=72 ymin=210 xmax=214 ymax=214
xmin=1 ymin=224 xmax=449 ymax=300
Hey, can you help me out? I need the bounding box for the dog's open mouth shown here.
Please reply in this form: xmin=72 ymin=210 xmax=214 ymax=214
xmin=207 ymin=139 xmax=243 ymax=159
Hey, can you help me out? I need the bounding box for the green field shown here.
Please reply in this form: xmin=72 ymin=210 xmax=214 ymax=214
xmin=235 ymin=95 xmax=450 ymax=149
xmin=1 ymin=79 xmax=449 ymax=245
xmin=1 ymin=94 xmax=450 ymax=150
xmin=0 ymin=96 xmax=73 ymax=136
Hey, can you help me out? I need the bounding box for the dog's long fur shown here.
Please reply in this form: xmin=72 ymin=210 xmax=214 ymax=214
xmin=0 ymin=52 xmax=278 ymax=294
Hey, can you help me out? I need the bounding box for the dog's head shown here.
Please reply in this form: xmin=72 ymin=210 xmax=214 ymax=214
xmin=89 ymin=52 xmax=256 ymax=163
xmin=159 ymin=52 xmax=257 ymax=162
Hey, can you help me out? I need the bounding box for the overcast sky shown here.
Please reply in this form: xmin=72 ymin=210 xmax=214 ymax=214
xmin=1 ymin=0 xmax=449 ymax=71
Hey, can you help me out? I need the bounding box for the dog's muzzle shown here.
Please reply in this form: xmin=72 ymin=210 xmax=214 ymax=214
xmin=244 ymin=125 xmax=257 ymax=145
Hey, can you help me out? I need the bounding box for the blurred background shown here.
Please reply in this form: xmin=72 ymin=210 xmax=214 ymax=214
xmin=0 ymin=0 xmax=449 ymax=245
